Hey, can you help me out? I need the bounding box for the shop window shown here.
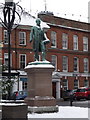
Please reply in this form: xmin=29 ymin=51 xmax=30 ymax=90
xmin=63 ymin=79 xmax=68 ymax=90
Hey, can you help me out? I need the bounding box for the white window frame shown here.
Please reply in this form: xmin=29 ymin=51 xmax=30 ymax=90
xmin=22 ymin=81 xmax=27 ymax=90
xmin=62 ymin=56 xmax=68 ymax=72
xmin=73 ymin=57 xmax=79 ymax=72
xmin=4 ymin=30 xmax=12 ymax=44
xmin=62 ymin=33 xmax=68 ymax=49
xmin=73 ymin=35 xmax=78 ymax=50
xmin=51 ymin=55 xmax=57 ymax=70
xmin=4 ymin=30 xmax=8 ymax=44
xmin=83 ymin=37 xmax=88 ymax=51
xmin=19 ymin=54 xmax=26 ymax=69
xmin=19 ymin=32 xmax=26 ymax=45
xmin=51 ymin=31 xmax=57 ymax=48
xmin=84 ymin=58 xmax=89 ymax=72
xmin=84 ymin=79 xmax=89 ymax=87
xmin=4 ymin=53 xmax=12 ymax=66
xmin=4 ymin=53 xmax=8 ymax=66
xmin=63 ymin=79 xmax=68 ymax=90
xmin=74 ymin=79 xmax=79 ymax=89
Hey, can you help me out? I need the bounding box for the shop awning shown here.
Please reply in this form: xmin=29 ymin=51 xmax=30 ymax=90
xmin=20 ymin=78 xmax=27 ymax=82
xmin=2 ymin=70 xmax=20 ymax=76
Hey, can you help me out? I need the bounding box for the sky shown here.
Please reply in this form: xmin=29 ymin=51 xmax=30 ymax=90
xmin=19 ymin=0 xmax=90 ymax=22
xmin=0 ymin=0 xmax=90 ymax=22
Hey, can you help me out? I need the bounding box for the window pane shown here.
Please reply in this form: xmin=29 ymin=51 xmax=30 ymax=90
xmin=62 ymin=33 xmax=68 ymax=49
xmin=20 ymin=54 xmax=26 ymax=69
xmin=63 ymin=79 xmax=68 ymax=90
xmin=74 ymin=57 xmax=78 ymax=72
xmin=84 ymin=80 xmax=89 ymax=87
xmin=74 ymin=79 xmax=79 ymax=89
xmin=51 ymin=55 xmax=57 ymax=70
xmin=23 ymin=81 xmax=27 ymax=90
xmin=19 ymin=32 xmax=26 ymax=45
xmin=4 ymin=30 xmax=8 ymax=44
xmin=4 ymin=53 xmax=8 ymax=66
xmin=4 ymin=53 xmax=12 ymax=66
xmin=83 ymin=37 xmax=88 ymax=51
xmin=73 ymin=35 xmax=78 ymax=50
xmin=84 ymin=58 xmax=88 ymax=72
xmin=62 ymin=56 xmax=68 ymax=71
xmin=51 ymin=31 xmax=57 ymax=47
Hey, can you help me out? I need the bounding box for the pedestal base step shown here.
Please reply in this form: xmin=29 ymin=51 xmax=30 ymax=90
xmin=25 ymin=96 xmax=56 ymax=106
xmin=28 ymin=106 xmax=59 ymax=113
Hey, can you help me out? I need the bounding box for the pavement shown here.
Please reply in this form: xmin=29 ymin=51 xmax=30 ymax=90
xmin=0 ymin=99 xmax=90 ymax=120
xmin=56 ymin=98 xmax=89 ymax=108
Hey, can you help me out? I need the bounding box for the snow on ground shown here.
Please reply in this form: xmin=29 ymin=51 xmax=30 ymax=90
xmin=28 ymin=106 xmax=88 ymax=118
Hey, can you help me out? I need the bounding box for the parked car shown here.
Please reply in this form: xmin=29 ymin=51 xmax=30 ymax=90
xmin=69 ymin=89 xmax=77 ymax=100
xmin=75 ymin=87 xmax=90 ymax=100
xmin=11 ymin=91 xmax=27 ymax=100
xmin=62 ymin=90 xmax=72 ymax=101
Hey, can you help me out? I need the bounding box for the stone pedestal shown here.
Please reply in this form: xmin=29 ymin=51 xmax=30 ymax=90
xmin=24 ymin=61 xmax=58 ymax=113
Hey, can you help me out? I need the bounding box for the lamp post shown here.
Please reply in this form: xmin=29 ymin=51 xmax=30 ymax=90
xmin=0 ymin=0 xmax=22 ymax=99
xmin=3 ymin=0 xmax=15 ymax=83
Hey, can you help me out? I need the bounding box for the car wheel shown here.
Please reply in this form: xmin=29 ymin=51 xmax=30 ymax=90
xmin=76 ymin=98 xmax=80 ymax=101
xmin=63 ymin=98 xmax=68 ymax=101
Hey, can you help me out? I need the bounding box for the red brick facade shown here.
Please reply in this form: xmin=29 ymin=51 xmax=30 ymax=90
xmin=38 ymin=12 xmax=90 ymax=91
xmin=1 ymin=12 xmax=90 ymax=98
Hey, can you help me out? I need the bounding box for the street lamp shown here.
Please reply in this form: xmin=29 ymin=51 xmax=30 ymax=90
xmin=5 ymin=0 xmax=13 ymax=6
xmin=3 ymin=0 xmax=15 ymax=82
xmin=0 ymin=0 xmax=22 ymax=98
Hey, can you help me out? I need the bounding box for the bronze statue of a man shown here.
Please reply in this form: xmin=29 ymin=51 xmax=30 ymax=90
xmin=30 ymin=18 xmax=50 ymax=61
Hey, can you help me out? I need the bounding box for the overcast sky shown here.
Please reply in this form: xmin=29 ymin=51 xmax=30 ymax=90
xmin=1 ymin=0 xmax=90 ymax=22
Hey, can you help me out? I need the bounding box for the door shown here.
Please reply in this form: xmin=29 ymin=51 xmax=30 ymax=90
xmin=52 ymin=82 xmax=56 ymax=98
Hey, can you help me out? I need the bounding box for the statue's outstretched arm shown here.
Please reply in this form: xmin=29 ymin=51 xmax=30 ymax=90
xmin=42 ymin=33 xmax=50 ymax=44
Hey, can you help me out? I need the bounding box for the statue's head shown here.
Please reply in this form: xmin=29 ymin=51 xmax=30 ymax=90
xmin=36 ymin=18 xmax=41 ymax=26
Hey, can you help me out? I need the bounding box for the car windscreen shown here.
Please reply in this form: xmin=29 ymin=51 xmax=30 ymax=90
xmin=77 ymin=89 xmax=80 ymax=92
xmin=80 ymin=89 xmax=86 ymax=92
xmin=86 ymin=88 xmax=90 ymax=91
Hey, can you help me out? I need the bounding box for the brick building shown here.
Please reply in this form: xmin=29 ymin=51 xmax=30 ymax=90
xmin=1 ymin=11 xmax=90 ymax=99
xmin=1 ymin=11 xmax=49 ymax=93
xmin=38 ymin=12 xmax=90 ymax=98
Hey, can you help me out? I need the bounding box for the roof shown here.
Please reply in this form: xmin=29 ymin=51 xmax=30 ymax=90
xmin=38 ymin=12 xmax=89 ymax=31
xmin=19 ymin=11 xmax=50 ymax=29
xmin=0 ymin=8 xmax=50 ymax=29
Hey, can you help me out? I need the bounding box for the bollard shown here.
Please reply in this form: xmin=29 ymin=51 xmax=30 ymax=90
xmin=70 ymin=94 xmax=73 ymax=106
